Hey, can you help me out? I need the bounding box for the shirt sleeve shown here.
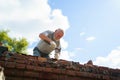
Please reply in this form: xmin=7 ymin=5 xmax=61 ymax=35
xmin=41 ymin=30 xmax=52 ymax=36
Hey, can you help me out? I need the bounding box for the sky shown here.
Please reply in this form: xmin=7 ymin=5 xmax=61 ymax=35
xmin=0 ymin=0 xmax=120 ymax=69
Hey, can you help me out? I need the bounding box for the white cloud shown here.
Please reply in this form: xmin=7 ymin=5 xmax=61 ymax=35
xmin=75 ymin=48 xmax=83 ymax=51
xmin=60 ymin=39 xmax=68 ymax=49
xmin=94 ymin=47 xmax=120 ymax=69
xmin=86 ymin=36 xmax=96 ymax=41
xmin=0 ymin=0 xmax=70 ymax=47
xmin=80 ymin=32 xmax=85 ymax=36
xmin=59 ymin=51 xmax=74 ymax=61
xmin=0 ymin=0 xmax=70 ymax=61
xmin=27 ymin=48 xmax=33 ymax=55
xmin=49 ymin=50 xmax=74 ymax=61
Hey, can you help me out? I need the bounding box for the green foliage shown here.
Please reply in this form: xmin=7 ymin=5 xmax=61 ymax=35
xmin=0 ymin=30 xmax=29 ymax=54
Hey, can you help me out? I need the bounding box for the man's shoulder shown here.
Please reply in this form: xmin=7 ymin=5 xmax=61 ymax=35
xmin=45 ymin=30 xmax=54 ymax=34
xmin=42 ymin=30 xmax=53 ymax=34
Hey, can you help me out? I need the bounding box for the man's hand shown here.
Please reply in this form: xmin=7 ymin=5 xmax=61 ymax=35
xmin=54 ymin=53 xmax=60 ymax=60
xmin=50 ymin=41 xmax=56 ymax=48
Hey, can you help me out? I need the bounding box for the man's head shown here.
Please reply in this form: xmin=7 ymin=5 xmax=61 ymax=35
xmin=54 ymin=28 xmax=64 ymax=41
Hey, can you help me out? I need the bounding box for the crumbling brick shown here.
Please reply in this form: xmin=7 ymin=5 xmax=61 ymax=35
xmin=38 ymin=57 xmax=47 ymax=62
xmin=16 ymin=63 xmax=25 ymax=69
xmin=0 ymin=52 xmax=120 ymax=80
xmin=5 ymin=62 xmax=15 ymax=68
xmin=24 ymin=71 xmax=39 ymax=78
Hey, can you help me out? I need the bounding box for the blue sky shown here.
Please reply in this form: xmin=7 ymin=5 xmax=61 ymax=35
xmin=49 ymin=0 xmax=120 ymax=68
xmin=0 ymin=0 xmax=120 ymax=69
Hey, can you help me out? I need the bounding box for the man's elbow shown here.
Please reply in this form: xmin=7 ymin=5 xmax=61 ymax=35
xmin=39 ymin=33 xmax=45 ymax=39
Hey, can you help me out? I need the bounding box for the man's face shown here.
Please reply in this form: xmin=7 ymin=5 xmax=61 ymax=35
xmin=54 ymin=30 xmax=64 ymax=41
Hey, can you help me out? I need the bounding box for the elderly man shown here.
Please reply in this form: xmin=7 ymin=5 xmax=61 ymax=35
xmin=33 ymin=28 xmax=64 ymax=60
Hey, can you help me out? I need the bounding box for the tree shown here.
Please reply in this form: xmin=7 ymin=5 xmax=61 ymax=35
xmin=0 ymin=30 xmax=29 ymax=54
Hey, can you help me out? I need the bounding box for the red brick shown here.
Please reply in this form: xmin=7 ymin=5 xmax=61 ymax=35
xmin=75 ymin=71 xmax=84 ymax=77
xmin=4 ymin=69 xmax=15 ymax=76
xmin=5 ymin=62 xmax=15 ymax=68
xmin=1 ymin=52 xmax=120 ymax=80
xmin=15 ymin=59 xmax=27 ymax=64
xmin=16 ymin=63 xmax=25 ymax=69
xmin=42 ymin=72 xmax=58 ymax=80
xmin=43 ymin=67 xmax=53 ymax=73
xmin=13 ymin=54 xmax=27 ymax=60
xmin=39 ymin=72 xmax=44 ymax=79
xmin=61 ymin=69 xmax=66 ymax=74
xmin=26 ymin=65 xmax=35 ymax=70
xmin=24 ymin=71 xmax=39 ymax=78
xmin=5 ymin=69 xmax=24 ymax=77
xmin=14 ymin=69 xmax=24 ymax=77
xmin=52 ymin=68 xmax=62 ymax=74
xmin=0 ymin=61 xmax=5 ymax=67
xmin=38 ymin=57 xmax=47 ymax=62
xmin=58 ymin=74 xmax=67 ymax=80
xmin=0 ymin=57 xmax=6 ymax=61
xmin=57 ymin=60 xmax=72 ymax=66
xmin=6 ymin=57 xmax=15 ymax=62
xmin=5 ymin=77 xmax=24 ymax=80
xmin=66 ymin=76 xmax=81 ymax=80
xmin=66 ymin=70 xmax=76 ymax=76
xmin=26 ymin=60 xmax=38 ymax=66
xmin=27 ymin=55 xmax=38 ymax=61
xmin=34 ymin=66 xmax=43 ymax=72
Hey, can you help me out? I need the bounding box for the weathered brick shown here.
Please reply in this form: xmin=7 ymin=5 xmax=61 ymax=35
xmin=24 ymin=71 xmax=39 ymax=78
xmin=26 ymin=60 xmax=38 ymax=66
xmin=6 ymin=57 xmax=15 ymax=62
xmin=43 ymin=67 xmax=53 ymax=73
xmin=0 ymin=57 xmax=6 ymax=61
xmin=57 ymin=60 xmax=72 ymax=66
xmin=38 ymin=57 xmax=47 ymax=62
xmin=75 ymin=71 xmax=84 ymax=77
xmin=52 ymin=68 xmax=62 ymax=74
xmin=5 ymin=62 xmax=15 ymax=68
xmin=61 ymin=69 xmax=66 ymax=74
xmin=66 ymin=76 xmax=81 ymax=80
xmin=14 ymin=70 xmax=24 ymax=77
xmin=1 ymin=52 xmax=120 ymax=80
xmin=5 ymin=77 xmax=24 ymax=80
xmin=0 ymin=61 xmax=5 ymax=67
xmin=66 ymin=70 xmax=76 ymax=76
xmin=42 ymin=72 xmax=58 ymax=80
xmin=16 ymin=63 xmax=25 ymax=69
xmin=34 ymin=66 xmax=44 ymax=72
xmin=27 ymin=55 xmax=38 ymax=61
xmin=26 ymin=65 xmax=35 ymax=70
xmin=39 ymin=72 xmax=44 ymax=79
xmin=58 ymin=74 xmax=67 ymax=80
xmin=15 ymin=59 xmax=27 ymax=64
xmin=4 ymin=69 xmax=15 ymax=76
xmin=13 ymin=54 xmax=27 ymax=60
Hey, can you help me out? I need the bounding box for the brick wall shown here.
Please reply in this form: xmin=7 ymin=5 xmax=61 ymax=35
xmin=0 ymin=52 xmax=120 ymax=80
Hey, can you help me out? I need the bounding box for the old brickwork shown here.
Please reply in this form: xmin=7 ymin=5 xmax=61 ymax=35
xmin=0 ymin=52 xmax=120 ymax=80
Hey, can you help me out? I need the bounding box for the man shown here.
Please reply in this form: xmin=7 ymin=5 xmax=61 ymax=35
xmin=33 ymin=28 xmax=64 ymax=60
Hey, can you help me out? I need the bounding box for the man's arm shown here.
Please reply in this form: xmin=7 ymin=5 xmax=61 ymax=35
xmin=39 ymin=31 xmax=56 ymax=48
xmin=54 ymin=44 xmax=61 ymax=60
xmin=39 ymin=33 xmax=52 ymax=44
